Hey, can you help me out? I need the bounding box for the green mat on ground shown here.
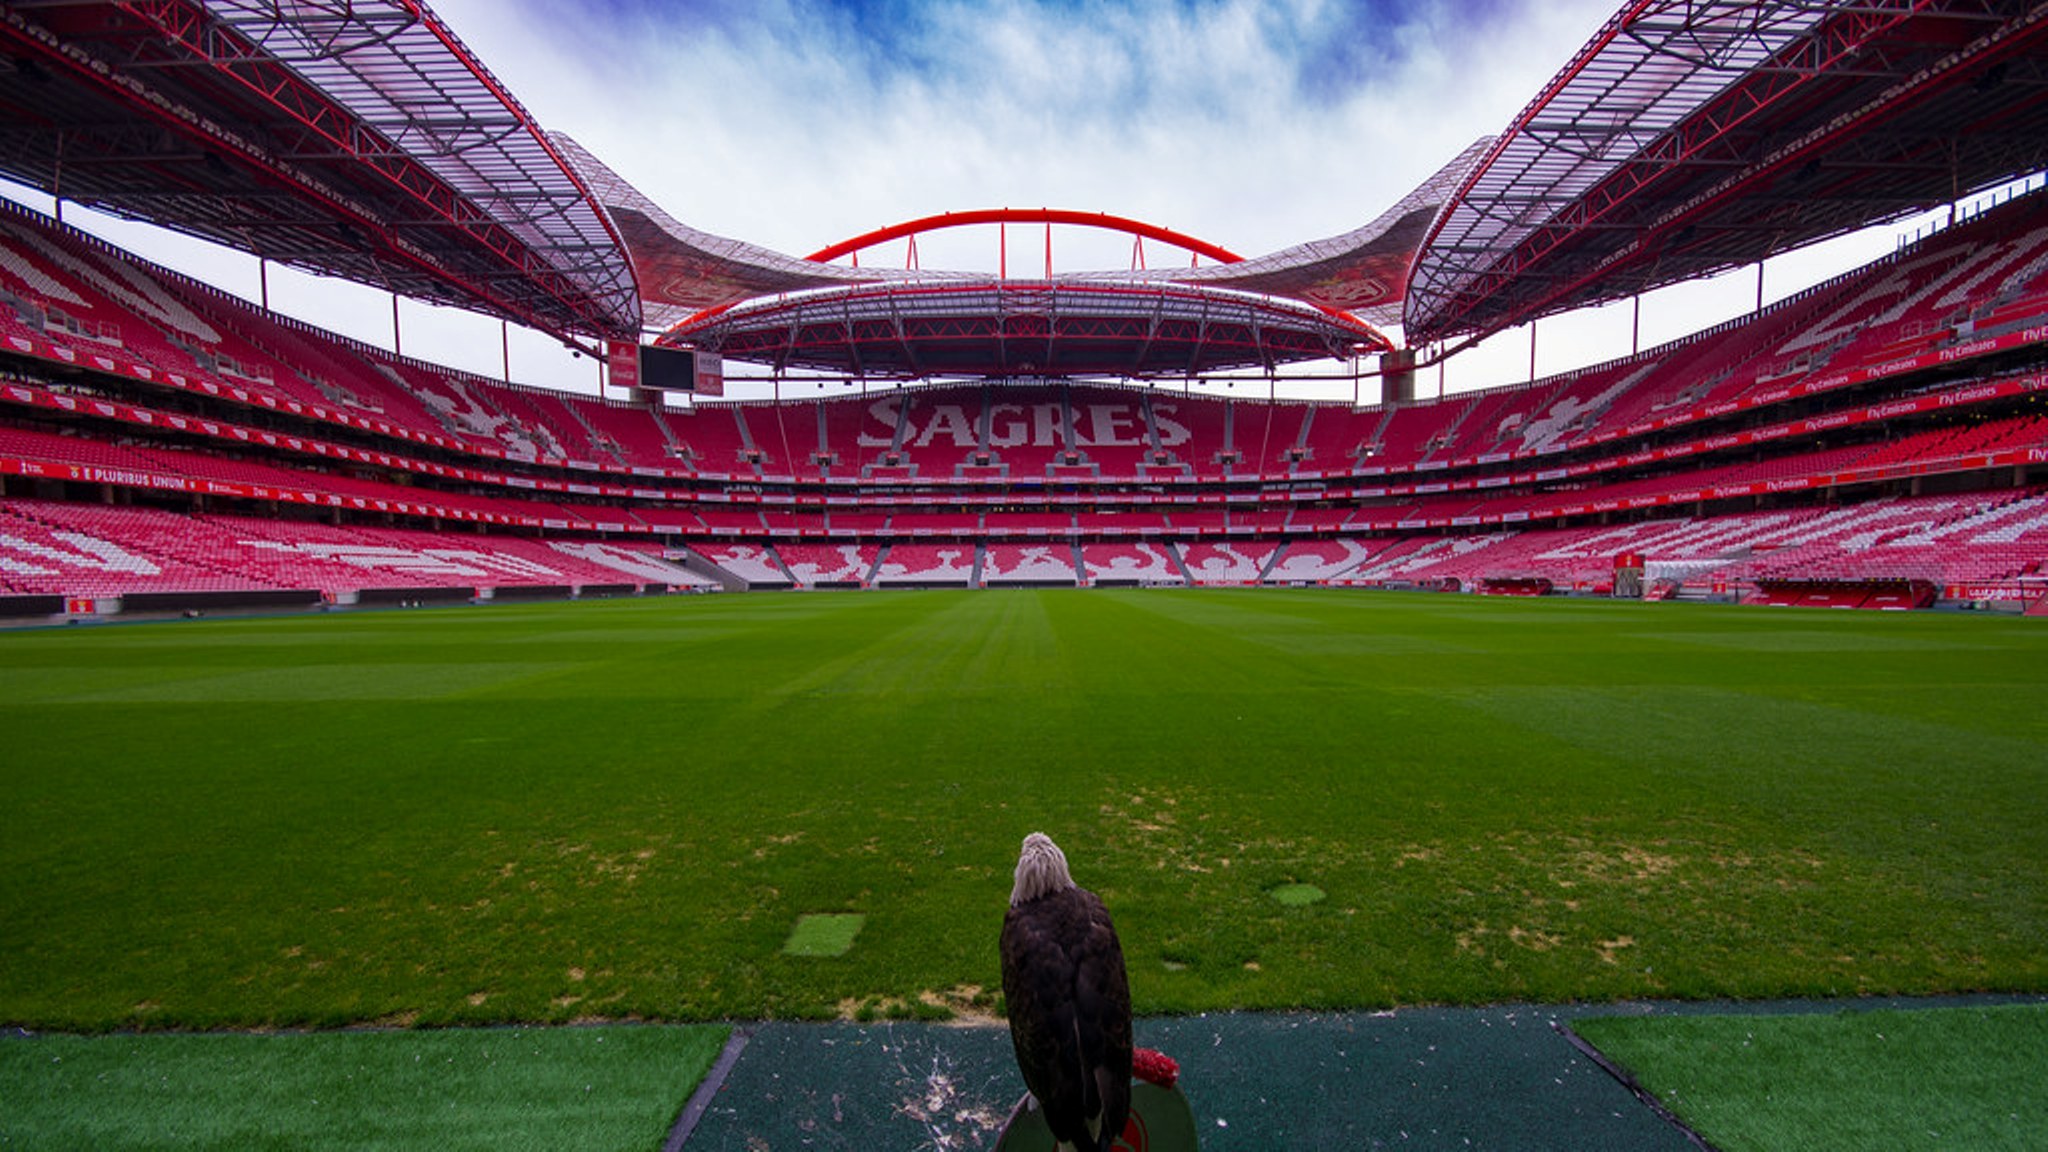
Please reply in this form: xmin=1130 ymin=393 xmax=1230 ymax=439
xmin=0 ymin=1024 xmax=728 ymax=1152
xmin=1573 ymin=1001 xmax=2048 ymax=1152
xmin=681 ymin=1009 xmax=1694 ymax=1151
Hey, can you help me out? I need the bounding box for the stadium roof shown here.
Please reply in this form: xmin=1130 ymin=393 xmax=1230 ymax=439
xmin=6 ymin=0 xmax=2043 ymax=375
xmin=547 ymin=134 xmax=981 ymax=333
xmin=0 ymin=0 xmax=638 ymax=340
xmin=1405 ymin=0 xmax=2048 ymax=344
xmin=1073 ymin=139 xmax=1494 ymax=333
xmin=672 ymin=280 xmax=1391 ymax=381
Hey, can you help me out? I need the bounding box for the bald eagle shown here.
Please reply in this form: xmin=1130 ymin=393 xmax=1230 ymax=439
xmin=999 ymin=832 xmax=1132 ymax=1152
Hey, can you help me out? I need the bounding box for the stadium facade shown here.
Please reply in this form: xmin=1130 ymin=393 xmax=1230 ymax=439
xmin=1 ymin=0 xmax=2045 ymax=614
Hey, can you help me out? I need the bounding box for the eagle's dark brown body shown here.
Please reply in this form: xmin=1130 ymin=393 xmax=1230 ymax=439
xmin=1000 ymin=834 xmax=1132 ymax=1152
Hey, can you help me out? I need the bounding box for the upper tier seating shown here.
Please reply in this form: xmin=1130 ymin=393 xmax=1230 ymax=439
xmin=761 ymin=508 xmax=828 ymax=536
xmin=1771 ymin=198 xmax=2048 ymax=374
xmin=1167 ymin=508 xmax=1227 ymax=535
xmin=1436 ymin=385 xmax=1540 ymax=462
xmin=1078 ymin=390 xmax=1164 ymax=477
xmin=650 ymin=405 xmax=756 ymax=475
xmin=1151 ymin=392 xmax=1232 ymax=476
xmin=1233 ymin=507 xmax=1292 ymax=534
xmin=825 ymin=510 xmax=893 ymax=535
xmin=740 ymin=403 xmax=806 ymax=480
xmin=574 ymin=397 xmax=681 ymax=468
xmin=1365 ymin=402 xmax=1458 ymax=467
xmin=887 ymin=511 xmax=983 ymax=537
xmin=193 ymin=306 xmax=440 ymax=432
xmin=892 ymin=387 xmax=991 ymax=475
xmin=1241 ymin=403 xmax=1312 ymax=476
xmin=986 ymin=510 xmax=1076 ymax=537
xmin=0 ymin=211 xmax=252 ymax=394
xmin=1292 ymin=402 xmax=1374 ymax=473
xmin=1077 ymin=510 xmax=1171 ymax=536
xmin=815 ymin=392 xmax=904 ymax=476
xmin=631 ymin=506 xmax=707 ymax=534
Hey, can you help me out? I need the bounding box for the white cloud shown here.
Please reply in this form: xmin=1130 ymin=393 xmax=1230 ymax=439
xmin=434 ymin=0 xmax=1616 ymax=261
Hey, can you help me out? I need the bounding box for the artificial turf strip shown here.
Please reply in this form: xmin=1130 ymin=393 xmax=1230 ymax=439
xmin=0 ymin=1024 xmax=729 ymax=1152
xmin=1 ymin=590 xmax=2045 ymax=1029
xmin=1571 ymin=1003 xmax=2048 ymax=1152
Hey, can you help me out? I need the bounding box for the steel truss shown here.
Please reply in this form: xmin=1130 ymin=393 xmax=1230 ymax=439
xmin=1406 ymin=0 xmax=2048 ymax=344
xmin=0 ymin=0 xmax=637 ymax=340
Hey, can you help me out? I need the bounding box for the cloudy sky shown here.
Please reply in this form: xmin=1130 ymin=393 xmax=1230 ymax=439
xmin=1 ymin=0 xmax=1952 ymax=398
xmin=439 ymin=0 xmax=1601 ymax=258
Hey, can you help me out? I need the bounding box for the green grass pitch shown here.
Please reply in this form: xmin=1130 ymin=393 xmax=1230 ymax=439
xmin=2 ymin=588 xmax=2044 ymax=1031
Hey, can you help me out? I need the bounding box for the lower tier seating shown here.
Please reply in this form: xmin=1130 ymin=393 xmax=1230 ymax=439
xmin=7 ymin=486 xmax=2042 ymax=604
xmin=870 ymin=544 xmax=976 ymax=585
xmin=982 ymin=543 xmax=1081 ymax=583
xmin=1077 ymin=543 xmax=1182 ymax=583
xmin=774 ymin=543 xmax=879 ymax=585
xmin=0 ymin=499 xmax=710 ymax=597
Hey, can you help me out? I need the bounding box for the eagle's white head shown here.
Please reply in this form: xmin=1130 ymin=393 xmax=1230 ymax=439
xmin=1010 ymin=832 xmax=1076 ymax=907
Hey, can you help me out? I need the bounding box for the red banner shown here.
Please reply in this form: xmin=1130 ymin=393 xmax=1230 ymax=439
xmin=1943 ymin=582 xmax=2042 ymax=602
xmin=607 ymin=340 xmax=641 ymax=390
xmin=692 ymin=350 xmax=725 ymax=397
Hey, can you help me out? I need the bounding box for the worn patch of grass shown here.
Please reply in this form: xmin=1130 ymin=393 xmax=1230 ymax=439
xmin=1 ymin=590 xmax=2044 ymax=1028
xmin=783 ymin=914 xmax=866 ymax=957
xmin=1573 ymin=1003 xmax=2048 ymax=1151
xmin=0 ymin=1024 xmax=728 ymax=1151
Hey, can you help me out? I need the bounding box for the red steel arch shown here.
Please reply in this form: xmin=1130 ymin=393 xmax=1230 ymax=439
xmin=806 ymin=208 xmax=1244 ymax=266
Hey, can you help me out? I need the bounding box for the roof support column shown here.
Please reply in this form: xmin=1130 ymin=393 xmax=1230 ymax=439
xmin=1379 ymin=347 xmax=1416 ymax=406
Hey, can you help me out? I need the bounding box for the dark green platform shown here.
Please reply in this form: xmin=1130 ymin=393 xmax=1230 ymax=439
xmin=677 ymin=1007 xmax=1697 ymax=1150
